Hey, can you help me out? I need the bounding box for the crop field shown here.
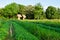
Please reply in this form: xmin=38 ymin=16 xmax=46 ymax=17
xmin=0 ymin=19 xmax=60 ymax=40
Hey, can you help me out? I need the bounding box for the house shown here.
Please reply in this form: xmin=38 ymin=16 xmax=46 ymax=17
xmin=17 ymin=14 xmax=26 ymax=20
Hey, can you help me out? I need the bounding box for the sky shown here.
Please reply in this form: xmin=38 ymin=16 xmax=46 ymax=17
xmin=0 ymin=0 xmax=60 ymax=10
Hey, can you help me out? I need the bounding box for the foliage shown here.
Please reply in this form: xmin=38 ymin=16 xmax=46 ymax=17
xmin=3 ymin=3 xmax=19 ymax=18
xmin=0 ymin=2 xmax=60 ymax=19
xmin=0 ymin=8 xmax=4 ymax=16
xmin=34 ymin=3 xmax=45 ymax=19
xmin=57 ymin=8 xmax=60 ymax=19
xmin=45 ymin=6 xmax=58 ymax=19
xmin=18 ymin=4 xmax=26 ymax=14
xmin=25 ymin=5 xmax=35 ymax=19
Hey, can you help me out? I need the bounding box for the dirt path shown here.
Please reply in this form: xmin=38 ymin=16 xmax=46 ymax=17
xmin=5 ymin=22 xmax=16 ymax=40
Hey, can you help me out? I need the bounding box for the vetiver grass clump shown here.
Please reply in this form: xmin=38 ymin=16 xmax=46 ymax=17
xmin=13 ymin=20 xmax=60 ymax=40
xmin=12 ymin=22 xmax=39 ymax=40
xmin=0 ymin=21 xmax=10 ymax=40
xmin=0 ymin=19 xmax=6 ymax=27
xmin=31 ymin=22 xmax=60 ymax=33
xmin=34 ymin=21 xmax=60 ymax=28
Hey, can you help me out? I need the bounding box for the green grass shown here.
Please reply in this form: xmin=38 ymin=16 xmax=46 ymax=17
xmin=12 ymin=20 xmax=60 ymax=40
xmin=0 ymin=21 xmax=10 ymax=40
xmin=12 ymin=22 xmax=39 ymax=40
xmin=32 ymin=21 xmax=60 ymax=28
xmin=30 ymin=22 xmax=60 ymax=32
xmin=0 ymin=19 xmax=60 ymax=40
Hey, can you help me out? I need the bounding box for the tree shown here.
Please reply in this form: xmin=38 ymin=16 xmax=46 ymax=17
xmin=45 ymin=6 xmax=57 ymax=19
xmin=0 ymin=8 xmax=4 ymax=17
xmin=34 ymin=3 xmax=44 ymax=19
xmin=3 ymin=3 xmax=19 ymax=18
xmin=25 ymin=5 xmax=35 ymax=19
xmin=18 ymin=4 xmax=26 ymax=14
xmin=57 ymin=8 xmax=60 ymax=19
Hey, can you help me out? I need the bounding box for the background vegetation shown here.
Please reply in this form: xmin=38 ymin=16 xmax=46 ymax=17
xmin=0 ymin=2 xmax=60 ymax=19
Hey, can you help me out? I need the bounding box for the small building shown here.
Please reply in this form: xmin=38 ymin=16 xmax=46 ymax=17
xmin=22 ymin=14 xmax=26 ymax=20
xmin=17 ymin=14 xmax=26 ymax=20
xmin=17 ymin=14 xmax=22 ymax=20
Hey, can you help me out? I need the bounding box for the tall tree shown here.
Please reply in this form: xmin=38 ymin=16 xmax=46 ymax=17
xmin=57 ymin=8 xmax=60 ymax=19
xmin=3 ymin=3 xmax=19 ymax=18
xmin=0 ymin=8 xmax=4 ymax=16
xmin=45 ymin=6 xmax=57 ymax=19
xmin=18 ymin=4 xmax=26 ymax=14
xmin=34 ymin=3 xmax=44 ymax=19
xmin=25 ymin=5 xmax=35 ymax=19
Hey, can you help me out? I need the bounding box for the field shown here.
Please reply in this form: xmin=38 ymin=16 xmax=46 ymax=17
xmin=0 ymin=19 xmax=60 ymax=40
